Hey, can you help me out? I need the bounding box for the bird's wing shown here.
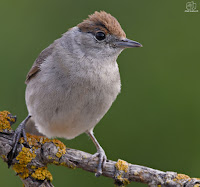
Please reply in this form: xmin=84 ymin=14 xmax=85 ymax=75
xmin=25 ymin=42 xmax=56 ymax=84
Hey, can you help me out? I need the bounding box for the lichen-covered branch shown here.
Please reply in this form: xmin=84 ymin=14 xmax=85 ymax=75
xmin=0 ymin=111 xmax=200 ymax=187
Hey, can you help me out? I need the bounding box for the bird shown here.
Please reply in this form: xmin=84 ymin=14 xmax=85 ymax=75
xmin=9 ymin=11 xmax=142 ymax=176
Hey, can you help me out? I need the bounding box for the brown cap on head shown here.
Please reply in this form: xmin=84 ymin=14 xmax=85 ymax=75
xmin=77 ymin=11 xmax=126 ymax=38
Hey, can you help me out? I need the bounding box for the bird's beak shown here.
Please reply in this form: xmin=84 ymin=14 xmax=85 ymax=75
xmin=114 ymin=38 xmax=143 ymax=48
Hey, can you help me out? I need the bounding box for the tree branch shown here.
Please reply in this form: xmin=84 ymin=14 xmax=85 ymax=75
xmin=0 ymin=111 xmax=200 ymax=187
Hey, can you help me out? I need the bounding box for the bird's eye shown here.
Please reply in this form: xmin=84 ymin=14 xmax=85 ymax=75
xmin=95 ymin=32 xmax=106 ymax=41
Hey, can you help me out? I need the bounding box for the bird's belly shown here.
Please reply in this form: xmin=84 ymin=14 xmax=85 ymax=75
xmin=25 ymin=75 xmax=120 ymax=139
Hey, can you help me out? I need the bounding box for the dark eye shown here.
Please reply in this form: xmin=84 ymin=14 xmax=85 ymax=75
xmin=95 ymin=32 xmax=106 ymax=41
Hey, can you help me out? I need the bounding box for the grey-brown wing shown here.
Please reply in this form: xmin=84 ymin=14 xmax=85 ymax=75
xmin=25 ymin=43 xmax=55 ymax=84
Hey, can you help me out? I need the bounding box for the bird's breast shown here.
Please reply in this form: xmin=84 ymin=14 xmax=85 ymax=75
xmin=25 ymin=58 xmax=121 ymax=139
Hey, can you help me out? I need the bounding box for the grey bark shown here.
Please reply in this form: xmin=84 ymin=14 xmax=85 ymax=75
xmin=0 ymin=112 xmax=200 ymax=187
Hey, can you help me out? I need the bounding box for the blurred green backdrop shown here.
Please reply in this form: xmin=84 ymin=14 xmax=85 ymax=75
xmin=0 ymin=0 xmax=200 ymax=186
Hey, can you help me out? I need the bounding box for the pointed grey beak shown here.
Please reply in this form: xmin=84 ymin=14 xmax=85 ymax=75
xmin=114 ymin=38 xmax=143 ymax=48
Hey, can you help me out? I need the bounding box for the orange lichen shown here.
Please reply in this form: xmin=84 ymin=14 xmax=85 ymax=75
xmin=115 ymin=159 xmax=129 ymax=173
xmin=31 ymin=166 xmax=53 ymax=182
xmin=194 ymin=184 xmax=200 ymax=187
xmin=0 ymin=111 xmax=15 ymax=132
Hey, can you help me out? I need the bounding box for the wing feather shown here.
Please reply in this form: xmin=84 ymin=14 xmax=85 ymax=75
xmin=25 ymin=43 xmax=55 ymax=84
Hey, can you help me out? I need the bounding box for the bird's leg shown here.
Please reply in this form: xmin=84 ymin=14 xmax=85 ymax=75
xmin=7 ymin=115 xmax=31 ymax=166
xmin=86 ymin=130 xmax=107 ymax=177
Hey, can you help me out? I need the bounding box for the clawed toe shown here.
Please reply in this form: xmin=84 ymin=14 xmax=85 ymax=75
xmin=7 ymin=129 xmax=26 ymax=167
xmin=86 ymin=131 xmax=107 ymax=177
xmin=7 ymin=115 xmax=31 ymax=167
xmin=91 ymin=148 xmax=107 ymax=177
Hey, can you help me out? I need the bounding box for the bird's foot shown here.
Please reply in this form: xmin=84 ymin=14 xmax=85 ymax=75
xmin=90 ymin=147 xmax=107 ymax=177
xmin=7 ymin=116 xmax=31 ymax=167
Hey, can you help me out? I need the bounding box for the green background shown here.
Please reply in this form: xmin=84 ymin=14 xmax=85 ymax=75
xmin=0 ymin=0 xmax=200 ymax=186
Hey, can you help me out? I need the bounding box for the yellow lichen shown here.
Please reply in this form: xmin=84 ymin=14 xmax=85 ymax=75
xmin=0 ymin=111 xmax=15 ymax=132
xmin=173 ymin=173 xmax=191 ymax=184
xmin=31 ymin=167 xmax=53 ymax=181
xmin=31 ymin=165 xmax=36 ymax=169
xmin=133 ymin=171 xmax=139 ymax=176
xmin=0 ymin=111 xmax=70 ymax=182
xmin=116 ymin=174 xmax=130 ymax=186
xmin=52 ymin=139 xmax=66 ymax=158
xmin=53 ymin=160 xmax=60 ymax=165
xmin=21 ymin=133 xmax=60 ymax=149
xmin=16 ymin=147 xmax=36 ymax=165
xmin=115 ymin=159 xmax=130 ymax=186
xmin=13 ymin=164 xmax=30 ymax=179
xmin=12 ymin=146 xmax=53 ymax=182
xmin=1 ymin=155 xmax=6 ymax=160
xmin=194 ymin=178 xmax=200 ymax=181
xmin=115 ymin=159 xmax=129 ymax=173
xmin=172 ymin=174 xmax=200 ymax=186
xmin=20 ymin=133 xmax=46 ymax=149
xmin=21 ymin=133 xmax=66 ymax=159
xmin=0 ymin=111 xmax=72 ymax=184
xmin=12 ymin=147 xmax=36 ymax=179
xmin=53 ymin=160 xmax=76 ymax=169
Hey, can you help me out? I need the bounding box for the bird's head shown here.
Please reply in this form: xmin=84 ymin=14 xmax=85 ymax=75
xmin=62 ymin=11 xmax=142 ymax=61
